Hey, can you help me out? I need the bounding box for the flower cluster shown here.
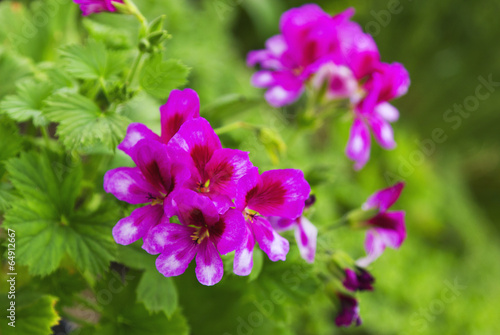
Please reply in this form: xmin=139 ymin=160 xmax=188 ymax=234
xmin=248 ymin=5 xmax=410 ymax=169
xmin=334 ymin=182 xmax=406 ymax=326
xmin=104 ymin=89 xmax=312 ymax=285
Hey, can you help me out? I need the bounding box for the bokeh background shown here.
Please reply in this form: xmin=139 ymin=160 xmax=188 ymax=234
xmin=1 ymin=0 xmax=499 ymax=334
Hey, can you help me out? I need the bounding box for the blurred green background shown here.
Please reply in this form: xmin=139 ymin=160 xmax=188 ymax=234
xmin=1 ymin=0 xmax=499 ymax=334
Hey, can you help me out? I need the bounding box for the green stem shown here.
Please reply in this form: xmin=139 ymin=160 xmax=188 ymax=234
xmin=40 ymin=126 xmax=51 ymax=148
xmin=126 ymin=50 xmax=144 ymax=86
xmin=123 ymin=0 xmax=148 ymax=31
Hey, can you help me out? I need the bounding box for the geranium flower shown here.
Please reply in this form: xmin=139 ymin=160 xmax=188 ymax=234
xmin=356 ymin=182 xmax=406 ymax=267
xmin=335 ymin=293 xmax=362 ymax=327
xmin=343 ymin=267 xmax=375 ymax=292
xmin=346 ymin=63 xmax=410 ymax=169
xmin=143 ymin=190 xmax=244 ymax=286
xmin=167 ymin=118 xmax=254 ymax=213
xmin=118 ymin=89 xmax=200 ymax=156
xmin=73 ymin=0 xmax=123 ymax=16
xmin=233 ymin=168 xmax=310 ymax=275
xmin=104 ymin=139 xmax=189 ymax=245
xmin=269 ymin=194 xmax=318 ymax=263
xmin=248 ymin=5 xmax=345 ymax=107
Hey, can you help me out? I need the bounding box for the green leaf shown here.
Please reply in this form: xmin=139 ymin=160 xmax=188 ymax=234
xmin=0 ymin=49 xmax=33 ymax=98
xmin=44 ymin=91 xmax=130 ymax=151
xmin=3 ymin=151 xmax=117 ymax=277
xmin=139 ymin=56 xmax=189 ymax=99
xmin=83 ymin=18 xmax=134 ymax=49
xmin=0 ymin=80 xmax=52 ymax=126
xmin=0 ymin=116 xmax=22 ymax=177
xmin=137 ymin=270 xmax=178 ymax=317
xmin=79 ymin=270 xmax=189 ymax=335
xmin=59 ymin=40 xmax=128 ymax=80
xmin=0 ymin=294 xmax=60 ymax=335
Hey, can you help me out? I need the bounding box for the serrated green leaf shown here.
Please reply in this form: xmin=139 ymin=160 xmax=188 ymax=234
xmin=137 ymin=270 xmax=178 ymax=317
xmin=0 ymin=80 xmax=52 ymax=126
xmin=60 ymin=40 xmax=128 ymax=80
xmin=79 ymin=270 xmax=189 ymax=335
xmin=44 ymin=92 xmax=130 ymax=150
xmin=139 ymin=56 xmax=189 ymax=99
xmin=3 ymin=151 xmax=117 ymax=277
xmin=83 ymin=18 xmax=133 ymax=49
xmin=0 ymin=294 xmax=60 ymax=335
xmin=0 ymin=116 xmax=22 ymax=177
xmin=0 ymin=49 xmax=33 ymax=98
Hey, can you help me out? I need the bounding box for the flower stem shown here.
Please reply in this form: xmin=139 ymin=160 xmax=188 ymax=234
xmin=126 ymin=50 xmax=144 ymax=86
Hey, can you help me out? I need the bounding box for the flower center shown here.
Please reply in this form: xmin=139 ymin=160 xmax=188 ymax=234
xmin=148 ymin=193 xmax=165 ymax=205
xmin=190 ymin=226 xmax=210 ymax=244
xmin=244 ymin=208 xmax=259 ymax=222
xmin=196 ymin=179 xmax=210 ymax=193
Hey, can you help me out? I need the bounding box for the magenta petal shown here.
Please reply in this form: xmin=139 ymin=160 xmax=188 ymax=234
xmin=143 ymin=222 xmax=193 ymax=255
xmin=112 ymin=205 xmax=164 ymax=245
xmin=117 ymin=123 xmax=160 ymax=158
xmin=155 ymin=239 xmax=197 ymax=278
xmin=268 ymin=216 xmax=296 ymax=232
xmin=217 ymin=209 xmax=245 ymax=255
xmin=246 ymin=169 xmax=310 ymax=219
xmin=160 ymin=89 xmax=200 ymax=144
xmin=375 ymin=102 xmax=399 ymax=122
xmin=370 ymin=211 xmax=406 ymax=249
xmin=356 ymin=230 xmax=386 ymax=267
xmin=130 ymin=140 xmax=176 ymax=195
xmin=345 ymin=118 xmax=371 ymax=170
xmin=376 ymin=62 xmax=410 ymax=101
xmin=295 ymin=216 xmax=317 ymax=263
xmin=104 ymin=167 xmax=158 ymax=204
xmin=264 ymin=76 xmax=304 ymax=108
xmin=195 ymin=240 xmax=224 ymax=286
xmin=205 ymin=148 xmax=254 ymax=200
xmin=251 ymin=71 xmax=275 ymax=88
xmin=363 ymin=182 xmax=404 ymax=212
xmin=252 ymin=217 xmax=289 ymax=262
xmin=173 ymin=190 xmax=220 ymax=227
xmin=368 ymin=114 xmax=396 ymax=150
xmin=235 ymin=168 xmax=260 ymax=211
xmin=168 ymin=118 xmax=222 ymax=177
xmin=233 ymin=223 xmax=255 ymax=276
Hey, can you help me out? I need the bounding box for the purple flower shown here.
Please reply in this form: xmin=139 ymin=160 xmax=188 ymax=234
xmin=343 ymin=267 xmax=374 ymax=292
xmin=269 ymin=195 xmax=318 ymax=263
xmin=104 ymin=140 xmax=190 ymax=245
xmin=167 ymin=118 xmax=254 ymax=213
xmin=248 ymin=5 xmax=347 ymax=107
xmin=118 ymin=89 xmax=200 ymax=156
xmin=143 ymin=190 xmax=244 ymax=286
xmin=356 ymin=182 xmax=406 ymax=267
xmin=233 ymin=168 xmax=310 ymax=275
xmin=335 ymin=293 xmax=362 ymax=327
xmin=73 ymin=0 xmax=123 ymax=16
xmin=346 ymin=63 xmax=410 ymax=170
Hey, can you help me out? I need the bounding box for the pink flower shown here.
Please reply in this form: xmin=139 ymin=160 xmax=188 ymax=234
xmin=73 ymin=0 xmax=123 ymax=16
xmin=346 ymin=63 xmax=410 ymax=169
xmin=144 ymin=191 xmax=244 ymax=286
xmin=233 ymin=168 xmax=310 ymax=275
xmin=268 ymin=195 xmax=318 ymax=263
xmin=248 ymin=5 xmax=349 ymax=107
xmin=104 ymin=140 xmax=190 ymax=246
xmin=356 ymin=182 xmax=406 ymax=267
xmin=343 ymin=267 xmax=374 ymax=292
xmin=167 ymin=118 xmax=254 ymax=213
xmin=335 ymin=293 xmax=362 ymax=327
xmin=118 ymin=89 xmax=200 ymax=156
